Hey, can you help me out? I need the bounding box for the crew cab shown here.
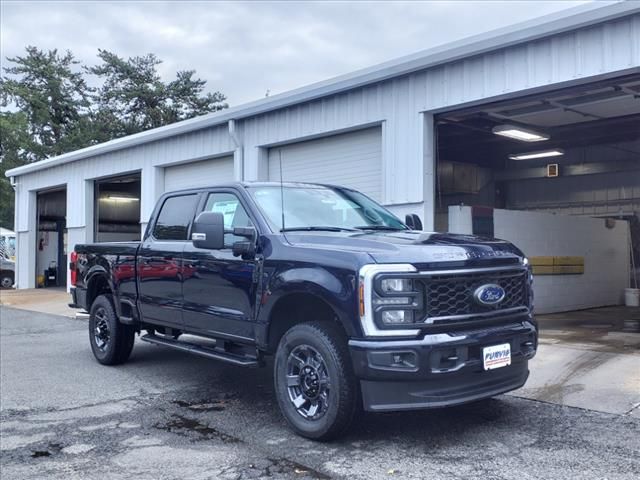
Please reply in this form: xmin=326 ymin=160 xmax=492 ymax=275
xmin=70 ymin=182 xmax=537 ymax=440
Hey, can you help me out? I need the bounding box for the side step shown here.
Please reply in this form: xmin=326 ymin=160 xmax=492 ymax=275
xmin=140 ymin=334 xmax=261 ymax=367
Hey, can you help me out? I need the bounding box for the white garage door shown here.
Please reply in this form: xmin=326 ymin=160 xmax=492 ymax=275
xmin=164 ymin=156 xmax=234 ymax=191
xmin=268 ymin=127 xmax=382 ymax=200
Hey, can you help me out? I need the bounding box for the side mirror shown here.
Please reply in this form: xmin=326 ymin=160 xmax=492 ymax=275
xmin=405 ymin=214 xmax=423 ymax=231
xmin=191 ymin=212 xmax=225 ymax=249
xmin=231 ymin=227 xmax=257 ymax=260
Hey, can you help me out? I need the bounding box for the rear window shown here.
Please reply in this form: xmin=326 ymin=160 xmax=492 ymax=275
xmin=153 ymin=194 xmax=199 ymax=240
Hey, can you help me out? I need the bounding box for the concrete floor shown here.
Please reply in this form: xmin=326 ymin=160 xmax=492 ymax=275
xmin=1 ymin=288 xmax=639 ymax=416
xmin=1 ymin=306 xmax=639 ymax=480
xmin=0 ymin=287 xmax=77 ymax=318
xmin=512 ymin=306 xmax=640 ymax=416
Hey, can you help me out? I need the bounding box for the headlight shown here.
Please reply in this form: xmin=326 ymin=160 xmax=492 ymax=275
xmin=373 ymin=275 xmax=423 ymax=328
xmin=358 ymin=264 xmax=420 ymax=337
xmin=380 ymin=278 xmax=412 ymax=293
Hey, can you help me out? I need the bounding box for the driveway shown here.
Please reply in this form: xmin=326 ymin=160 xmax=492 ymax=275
xmin=1 ymin=306 xmax=639 ymax=480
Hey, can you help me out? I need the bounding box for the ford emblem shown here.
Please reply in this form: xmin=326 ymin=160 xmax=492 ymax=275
xmin=473 ymin=284 xmax=506 ymax=306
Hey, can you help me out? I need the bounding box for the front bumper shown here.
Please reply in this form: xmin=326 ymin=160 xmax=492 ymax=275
xmin=349 ymin=320 xmax=537 ymax=412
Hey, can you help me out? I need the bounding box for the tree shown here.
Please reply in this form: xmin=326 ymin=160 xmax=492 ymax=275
xmin=1 ymin=46 xmax=92 ymax=161
xmin=88 ymin=49 xmax=227 ymax=137
xmin=0 ymin=47 xmax=93 ymax=228
xmin=0 ymin=46 xmax=228 ymax=229
xmin=0 ymin=111 xmax=32 ymax=228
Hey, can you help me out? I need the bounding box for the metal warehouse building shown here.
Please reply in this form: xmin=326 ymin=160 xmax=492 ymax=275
xmin=6 ymin=2 xmax=640 ymax=314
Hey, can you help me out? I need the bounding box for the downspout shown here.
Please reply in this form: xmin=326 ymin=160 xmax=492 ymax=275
xmin=9 ymin=176 xmax=19 ymax=288
xmin=228 ymin=120 xmax=244 ymax=181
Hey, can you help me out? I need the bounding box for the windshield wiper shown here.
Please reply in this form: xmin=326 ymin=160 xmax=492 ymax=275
xmin=280 ymin=226 xmax=358 ymax=232
xmin=355 ymin=225 xmax=406 ymax=231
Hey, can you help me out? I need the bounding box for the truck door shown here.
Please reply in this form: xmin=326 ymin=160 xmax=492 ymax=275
xmin=182 ymin=190 xmax=258 ymax=341
xmin=138 ymin=193 xmax=200 ymax=327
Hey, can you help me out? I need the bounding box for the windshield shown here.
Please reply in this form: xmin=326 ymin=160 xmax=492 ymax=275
xmin=247 ymin=185 xmax=407 ymax=232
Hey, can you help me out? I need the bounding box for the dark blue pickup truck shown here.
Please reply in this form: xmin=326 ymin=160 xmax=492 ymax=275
xmin=70 ymin=182 xmax=537 ymax=440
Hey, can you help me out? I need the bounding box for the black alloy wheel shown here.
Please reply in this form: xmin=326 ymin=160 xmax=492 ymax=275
xmin=286 ymin=344 xmax=331 ymax=420
xmin=93 ymin=306 xmax=111 ymax=351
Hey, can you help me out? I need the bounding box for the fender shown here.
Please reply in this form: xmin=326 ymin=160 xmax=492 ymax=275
xmin=85 ymin=260 xmax=127 ymax=321
xmin=255 ymin=264 xmax=361 ymax=348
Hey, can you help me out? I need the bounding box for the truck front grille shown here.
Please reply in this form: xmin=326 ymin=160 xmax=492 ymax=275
xmin=421 ymin=267 xmax=529 ymax=324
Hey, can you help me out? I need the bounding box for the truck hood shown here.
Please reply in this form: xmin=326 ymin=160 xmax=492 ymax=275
xmin=283 ymin=230 xmax=524 ymax=266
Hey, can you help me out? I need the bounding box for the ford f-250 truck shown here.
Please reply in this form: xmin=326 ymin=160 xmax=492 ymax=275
xmin=70 ymin=182 xmax=537 ymax=440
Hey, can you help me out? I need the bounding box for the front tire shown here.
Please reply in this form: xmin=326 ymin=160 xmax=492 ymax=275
xmin=89 ymin=294 xmax=135 ymax=365
xmin=274 ymin=321 xmax=358 ymax=441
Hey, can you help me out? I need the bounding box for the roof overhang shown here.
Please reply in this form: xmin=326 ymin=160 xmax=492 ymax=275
xmin=6 ymin=1 xmax=639 ymax=178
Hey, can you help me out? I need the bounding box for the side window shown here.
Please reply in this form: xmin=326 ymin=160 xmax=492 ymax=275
xmin=153 ymin=194 xmax=199 ymax=240
xmin=204 ymin=193 xmax=254 ymax=247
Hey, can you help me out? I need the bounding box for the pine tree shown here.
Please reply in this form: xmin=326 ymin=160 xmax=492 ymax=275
xmin=1 ymin=46 xmax=92 ymax=160
xmin=89 ymin=49 xmax=227 ymax=136
xmin=0 ymin=46 xmax=228 ymax=228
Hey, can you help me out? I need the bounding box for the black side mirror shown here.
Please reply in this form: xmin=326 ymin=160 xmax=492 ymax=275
xmin=405 ymin=214 xmax=423 ymax=231
xmin=231 ymin=227 xmax=257 ymax=259
xmin=192 ymin=212 xmax=225 ymax=249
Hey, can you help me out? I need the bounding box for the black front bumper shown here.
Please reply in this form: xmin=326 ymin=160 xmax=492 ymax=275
xmin=349 ymin=320 xmax=537 ymax=412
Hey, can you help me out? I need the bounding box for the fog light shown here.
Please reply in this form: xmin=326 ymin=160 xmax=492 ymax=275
xmin=368 ymin=350 xmax=417 ymax=370
xmin=381 ymin=310 xmax=411 ymax=324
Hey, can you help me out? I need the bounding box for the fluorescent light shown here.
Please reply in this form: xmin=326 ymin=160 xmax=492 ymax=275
xmin=509 ymin=149 xmax=564 ymax=161
xmin=492 ymin=124 xmax=549 ymax=142
xmin=103 ymin=195 xmax=139 ymax=202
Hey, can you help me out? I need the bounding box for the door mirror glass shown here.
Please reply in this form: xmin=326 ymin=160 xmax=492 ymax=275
xmin=405 ymin=213 xmax=423 ymax=231
xmin=192 ymin=212 xmax=225 ymax=249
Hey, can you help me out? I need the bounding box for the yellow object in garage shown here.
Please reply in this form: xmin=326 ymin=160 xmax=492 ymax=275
xmin=36 ymin=274 xmax=45 ymax=288
xmin=529 ymin=256 xmax=584 ymax=275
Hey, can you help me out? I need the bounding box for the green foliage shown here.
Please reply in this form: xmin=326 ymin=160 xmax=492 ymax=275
xmin=0 ymin=111 xmax=32 ymax=228
xmin=0 ymin=46 xmax=228 ymax=229
xmin=88 ymin=50 xmax=227 ymax=136
xmin=1 ymin=46 xmax=92 ymax=160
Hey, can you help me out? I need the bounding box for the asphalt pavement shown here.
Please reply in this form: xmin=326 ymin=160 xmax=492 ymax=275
xmin=1 ymin=305 xmax=639 ymax=480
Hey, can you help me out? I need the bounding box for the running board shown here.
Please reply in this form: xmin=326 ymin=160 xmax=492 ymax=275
xmin=140 ymin=334 xmax=260 ymax=367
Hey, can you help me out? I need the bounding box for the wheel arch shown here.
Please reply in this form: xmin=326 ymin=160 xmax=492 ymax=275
xmin=260 ymin=289 xmax=355 ymax=354
xmin=86 ymin=271 xmax=112 ymax=310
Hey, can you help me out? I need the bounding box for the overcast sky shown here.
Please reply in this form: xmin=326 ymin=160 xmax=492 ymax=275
xmin=2 ymin=0 xmax=595 ymax=106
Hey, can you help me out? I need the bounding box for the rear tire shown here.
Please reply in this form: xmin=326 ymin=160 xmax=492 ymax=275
xmin=89 ymin=294 xmax=135 ymax=365
xmin=274 ymin=321 xmax=359 ymax=441
xmin=0 ymin=272 xmax=14 ymax=289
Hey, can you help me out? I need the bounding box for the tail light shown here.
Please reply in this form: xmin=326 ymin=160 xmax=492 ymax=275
xmin=69 ymin=251 xmax=78 ymax=286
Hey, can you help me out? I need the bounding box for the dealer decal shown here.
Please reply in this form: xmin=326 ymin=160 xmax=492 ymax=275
xmin=482 ymin=343 xmax=511 ymax=370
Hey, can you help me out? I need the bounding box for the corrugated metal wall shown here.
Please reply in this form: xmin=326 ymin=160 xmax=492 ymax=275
xmin=10 ymin=12 xmax=640 ymax=288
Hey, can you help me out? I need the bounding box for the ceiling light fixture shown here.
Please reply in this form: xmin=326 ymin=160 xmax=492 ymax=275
xmin=104 ymin=194 xmax=139 ymax=202
xmin=509 ymin=149 xmax=564 ymax=161
xmin=492 ymin=124 xmax=550 ymax=142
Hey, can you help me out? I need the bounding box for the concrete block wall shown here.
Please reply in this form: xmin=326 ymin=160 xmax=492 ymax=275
xmin=448 ymin=206 xmax=630 ymax=314
xmin=494 ymin=209 xmax=629 ymax=314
